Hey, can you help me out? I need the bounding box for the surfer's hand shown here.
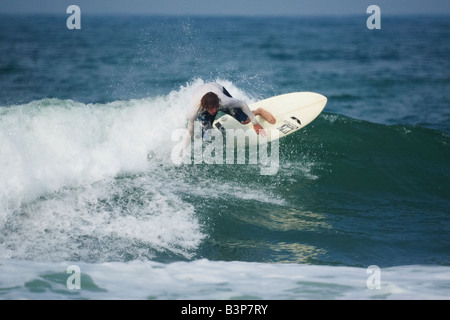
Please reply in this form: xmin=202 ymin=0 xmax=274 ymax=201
xmin=253 ymin=123 xmax=267 ymax=137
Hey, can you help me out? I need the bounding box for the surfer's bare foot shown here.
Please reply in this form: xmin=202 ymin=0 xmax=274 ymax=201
xmin=254 ymin=108 xmax=276 ymax=124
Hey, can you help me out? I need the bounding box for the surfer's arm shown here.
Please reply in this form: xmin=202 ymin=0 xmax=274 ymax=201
xmin=182 ymin=116 xmax=195 ymax=149
xmin=220 ymin=96 xmax=258 ymax=125
xmin=182 ymin=122 xmax=192 ymax=148
xmin=181 ymin=105 xmax=199 ymax=152
xmin=220 ymin=96 xmax=267 ymax=136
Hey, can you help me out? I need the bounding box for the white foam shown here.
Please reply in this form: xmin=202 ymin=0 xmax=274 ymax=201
xmin=0 ymin=79 xmax=257 ymax=208
xmin=1 ymin=258 xmax=449 ymax=300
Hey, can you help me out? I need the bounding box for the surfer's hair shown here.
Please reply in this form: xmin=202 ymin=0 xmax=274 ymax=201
xmin=201 ymin=92 xmax=220 ymax=110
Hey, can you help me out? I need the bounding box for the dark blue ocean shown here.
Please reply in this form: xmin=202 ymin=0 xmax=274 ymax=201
xmin=0 ymin=14 xmax=449 ymax=299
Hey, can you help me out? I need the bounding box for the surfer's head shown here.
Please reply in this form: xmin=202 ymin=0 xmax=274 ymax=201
xmin=201 ymin=92 xmax=220 ymax=115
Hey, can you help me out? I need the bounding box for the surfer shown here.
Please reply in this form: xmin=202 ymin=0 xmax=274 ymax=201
xmin=183 ymin=82 xmax=276 ymax=147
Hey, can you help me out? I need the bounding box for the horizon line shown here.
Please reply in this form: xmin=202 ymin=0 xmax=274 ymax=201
xmin=1 ymin=11 xmax=450 ymax=17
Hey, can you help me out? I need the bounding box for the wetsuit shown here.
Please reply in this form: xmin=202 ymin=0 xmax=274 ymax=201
xmin=185 ymin=82 xmax=258 ymax=143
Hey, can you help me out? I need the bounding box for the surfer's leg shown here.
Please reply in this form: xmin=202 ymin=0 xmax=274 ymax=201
xmin=253 ymin=108 xmax=276 ymax=124
xmin=226 ymin=106 xmax=276 ymax=125
xmin=224 ymin=107 xmax=249 ymax=124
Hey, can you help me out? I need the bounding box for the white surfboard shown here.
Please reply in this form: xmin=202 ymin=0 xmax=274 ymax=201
xmin=213 ymin=92 xmax=327 ymax=145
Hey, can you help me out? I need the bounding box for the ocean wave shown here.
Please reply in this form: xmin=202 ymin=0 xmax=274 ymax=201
xmin=1 ymin=80 xmax=449 ymax=266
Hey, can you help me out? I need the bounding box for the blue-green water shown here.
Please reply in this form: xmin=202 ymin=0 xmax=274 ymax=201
xmin=0 ymin=14 xmax=449 ymax=299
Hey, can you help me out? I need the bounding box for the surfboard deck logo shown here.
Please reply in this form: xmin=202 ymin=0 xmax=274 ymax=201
xmin=277 ymin=120 xmax=298 ymax=134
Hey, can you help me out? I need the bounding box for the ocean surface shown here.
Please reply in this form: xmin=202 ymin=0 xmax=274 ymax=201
xmin=0 ymin=14 xmax=449 ymax=300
